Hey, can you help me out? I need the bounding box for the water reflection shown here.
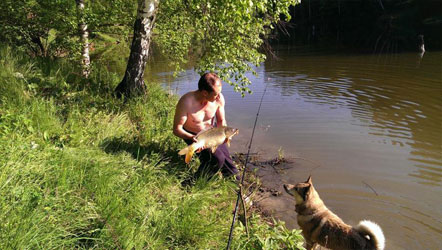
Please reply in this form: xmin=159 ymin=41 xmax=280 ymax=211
xmin=263 ymin=51 xmax=442 ymax=186
xmin=140 ymin=47 xmax=442 ymax=248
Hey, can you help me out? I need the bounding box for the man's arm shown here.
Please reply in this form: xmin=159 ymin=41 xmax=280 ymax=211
xmin=215 ymin=93 xmax=227 ymax=127
xmin=173 ymin=97 xmax=196 ymax=140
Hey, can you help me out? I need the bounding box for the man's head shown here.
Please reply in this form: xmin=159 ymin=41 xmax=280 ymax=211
xmin=198 ymin=73 xmax=222 ymax=102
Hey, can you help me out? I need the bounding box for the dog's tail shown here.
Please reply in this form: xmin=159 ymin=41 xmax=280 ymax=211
xmin=355 ymin=220 xmax=385 ymax=250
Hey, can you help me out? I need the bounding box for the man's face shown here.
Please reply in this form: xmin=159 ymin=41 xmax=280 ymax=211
xmin=205 ymin=81 xmax=222 ymax=102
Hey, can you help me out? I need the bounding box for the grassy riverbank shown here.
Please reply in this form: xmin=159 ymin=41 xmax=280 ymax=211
xmin=0 ymin=46 xmax=304 ymax=249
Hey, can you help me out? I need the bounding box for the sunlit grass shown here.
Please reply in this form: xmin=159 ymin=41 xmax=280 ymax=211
xmin=0 ymin=45 xmax=304 ymax=249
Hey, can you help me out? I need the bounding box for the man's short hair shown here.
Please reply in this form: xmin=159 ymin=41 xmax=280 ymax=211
xmin=198 ymin=73 xmax=220 ymax=92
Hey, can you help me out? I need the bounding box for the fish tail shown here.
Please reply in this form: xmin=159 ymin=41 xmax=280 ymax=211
xmin=178 ymin=143 xmax=199 ymax=164
xmin=178 ymin=141 xmax=204 ymax=163
xmin=178 ymin=146 xmax=190 ymax=156
xmin=185 ymin=148 xmax=195 ymax=164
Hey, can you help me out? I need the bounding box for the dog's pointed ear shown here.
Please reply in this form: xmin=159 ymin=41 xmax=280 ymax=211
xmin=306 ymin=175 xmax=312 ymax=184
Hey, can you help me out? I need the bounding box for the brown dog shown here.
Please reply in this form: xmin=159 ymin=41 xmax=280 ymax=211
xmin=284 ymin=176 xmax=385 ymax=250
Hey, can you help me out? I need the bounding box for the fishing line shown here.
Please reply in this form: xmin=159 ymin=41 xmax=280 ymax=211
xmin=226 ymin=82 xmax=268 ymax=250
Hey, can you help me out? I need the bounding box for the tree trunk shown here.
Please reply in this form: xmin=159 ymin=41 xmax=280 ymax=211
xmin=76 ymin=0 xmax=90 ymax=78
xmin=115 ymin=0 xmax=159 ymax=98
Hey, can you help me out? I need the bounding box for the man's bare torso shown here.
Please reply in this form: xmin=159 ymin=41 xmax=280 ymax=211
xmin=173 ymin=80 xmax=226 ymax=141
xmin=181 ymin=91 xmax=222 ymax=134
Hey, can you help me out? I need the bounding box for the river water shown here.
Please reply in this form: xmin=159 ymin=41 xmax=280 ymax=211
xmin=145 ymin=47 xmax=441 ymax=249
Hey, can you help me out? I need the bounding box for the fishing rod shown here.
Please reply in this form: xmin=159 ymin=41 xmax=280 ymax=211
xmin=226 ymin=82 xmax=268 ymax=250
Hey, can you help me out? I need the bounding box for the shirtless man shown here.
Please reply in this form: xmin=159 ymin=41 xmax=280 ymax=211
xmin=173 ymin=73 xmax=239 ymax=179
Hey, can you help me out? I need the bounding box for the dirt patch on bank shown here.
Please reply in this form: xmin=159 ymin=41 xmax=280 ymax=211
xmin=232 ymin=153 xmax=320 ymax=230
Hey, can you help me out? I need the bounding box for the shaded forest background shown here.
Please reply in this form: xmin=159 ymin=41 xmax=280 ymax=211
xmin=273 ymin=0 xmax=442 ymax=53
xmin=1 ymin=0 xmax=440 ymax=63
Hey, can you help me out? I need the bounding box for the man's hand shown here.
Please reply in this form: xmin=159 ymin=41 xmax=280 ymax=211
xmin=193 ymin=136 xmax=205 ymax=153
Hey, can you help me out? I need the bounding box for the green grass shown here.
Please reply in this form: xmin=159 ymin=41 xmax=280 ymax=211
xmin=0 ymin=45 xmax=304 ymax=249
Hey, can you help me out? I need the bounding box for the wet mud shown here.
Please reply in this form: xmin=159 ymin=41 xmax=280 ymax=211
xmin=233 ymin=153 xmax=316 ymax=230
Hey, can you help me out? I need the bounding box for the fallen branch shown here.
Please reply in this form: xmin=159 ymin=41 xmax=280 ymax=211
xmin=362 ymin=181 xmax=379 ymax=196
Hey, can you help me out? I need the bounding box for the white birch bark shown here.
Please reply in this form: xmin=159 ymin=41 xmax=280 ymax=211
xmin=115 ymin=0 xmax=159 ymax=97
xmin=76 ymin=0 xmax=90 ymax=78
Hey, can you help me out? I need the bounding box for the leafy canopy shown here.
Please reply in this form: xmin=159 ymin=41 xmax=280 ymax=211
xmin=1 ymin=0 xmax=298 ymax=95
xmin=156 ymin=0 xmax=299 ymax=95
xmin=0 ymin=0 xmax=136 ymax=58
xmin=0 ymin=0 xmax=77 ymax=56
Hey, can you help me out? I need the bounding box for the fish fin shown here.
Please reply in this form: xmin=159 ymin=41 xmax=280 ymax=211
xmin=185 ymin=149 xmax=195 ymax=164
xmin=211 ymin=146 xmax=218 ymax=154
xmin=180 ymin=141 xmax=204 ymax=164
xmin=178 ymin=144 xmax=195 ymax=164
xmin=226 ymin=138 xmax=231 ymax=147
xmin=178 ymin=145 xmax=190 ymax=155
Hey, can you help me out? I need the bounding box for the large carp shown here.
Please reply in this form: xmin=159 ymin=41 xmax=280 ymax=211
xmin=178 ymin=126 xmax=239 ymax=164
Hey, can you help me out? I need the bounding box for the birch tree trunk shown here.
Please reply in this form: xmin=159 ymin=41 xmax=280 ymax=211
xmin=115 ymin=0 xmax=159 ymax=98
xmin=76 ymin=0 xmax=90 ymax=78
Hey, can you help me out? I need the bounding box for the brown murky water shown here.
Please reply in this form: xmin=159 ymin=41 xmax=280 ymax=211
xmin=147 ymin=48 xmax=442 ymax=249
